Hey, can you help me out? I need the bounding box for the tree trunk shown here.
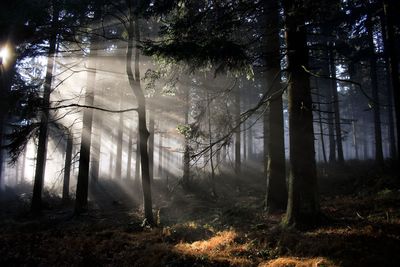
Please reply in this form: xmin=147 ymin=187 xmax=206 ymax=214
xmin=234 ymin=85 xmax=241 ymax=191
xmin=207 ymin=93 xmax=217 ymax=197
xmin=75 ymin=26 xmax=99 ymax=214
xmin=264 ymin=0 xmax=287 ymax=212
xmin=135 ymin=139 xmax=141 ymax=181
xmin=182 ymin=87 xmax=190 ymax=189
xmin=383 ymin=0 xmax=400 ymax=159
xmin=316 ymin=80 xmax=327 ymax=163
xmin=282 ymin=0 xmax=319 ymax=227
xmin=21 ymin=146 xmax=27 ymax=183
xmin=62 ymin=131 xmax=73 ymax=202
xmin=380 ymin=12 xmax=397 ymax=159
xmin=91 ymin=88 xmax=104 ymax=184
xmin=329 ymin=46 xmax=344 ymax=163
xmin=115 ymin=93 xmax=124 ymax=179
xmin=322 ymin=57 xmax=336 ymax=162
xmin=127 ymin=120 xmax=134 ymax=179
xmin=158 ymin=133 xmax=163 ymax=177
xmin=126 ymin=11 xmax=154 ymax=225
xmin=352 ymin=120 xmax=359 ymax=159
xmin=149 ymin=111 xmax=154 ymax=184
xmin=31 ymin=2 xmax=59 ymax=213
xmin=367 ymin=17 xmax=384 ymax=165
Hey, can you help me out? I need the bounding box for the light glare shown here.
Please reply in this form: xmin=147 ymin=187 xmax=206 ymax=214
xmin=0 ymin=46 xmax=10 ymax=65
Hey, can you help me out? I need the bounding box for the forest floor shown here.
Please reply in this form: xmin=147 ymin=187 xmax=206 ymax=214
xmin=0 ymin=161 xmax=400 ymax=266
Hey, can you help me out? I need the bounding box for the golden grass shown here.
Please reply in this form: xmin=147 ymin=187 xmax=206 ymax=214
xmin=259 ymin=257 xmax=337 ymax=267
xmin=174 ymin=230 xmax=253 ymax=266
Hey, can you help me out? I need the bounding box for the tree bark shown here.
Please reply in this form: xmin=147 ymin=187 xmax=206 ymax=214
xmin=316 ymin=80 xmax=327 ymax=163
xmin=126 ymin=9 xmax=154 ymax=224
xmin=31 ymin=2 xmax=59 ymax=213
xmin=135 ymin=139 xmax=141 ymax=181
xmin=367 ymin=17 xmax=384 ymax=165
xmin=158 ymin=133 xmax=163 ymax=177
xmin=234 ymin=85 xmax=241 ymax=191
xmin=91 ymin=87 xmax=104 ymax=183
xmin=127 ymin=120 xmax=134 ymax=179
xmin=329 ymin=46 xmax=344 ymax=163
xmin=182 ymin=87 xmax=190 ymax=189
xmin=207 ymin=92 xmax=217 ymax=197
xmin=115 ymin=93 xmax=124 ymax=179
xmin=383 ymin=0 xmax=400 ymax=159
xmin=62 ymin=131 xmax=73 ymax=202
xmin=149 ymin=110 xmax=154 ymax=184
xmin=75 ymin=24 xmax=99 ymax=214
xmin=264 ymin=0 xmax=287 ymax=212
xmin=282 ymin=0 xmax=319 ymax=227
xmin=380 ymin=10 xmax=397 ymax=159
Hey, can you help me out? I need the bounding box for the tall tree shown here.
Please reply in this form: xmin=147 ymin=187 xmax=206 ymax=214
xmin=366 ymin=15 xmax=384 ymax=165
xmin=283 ymin=0 xmax=319 ymax=227
xmin=126 ymin=1 xmax=154 ymax=224
xmin=31 ymin=1 xmax=59 ymax=213
xmin=329 ymin=46 xmax=345 ymax=163
xmin=234 ymin=85 xmax=241 ymax=190
xmin=182 ymin=86 xmax=191 ymax=190
xmin=62 ymin=130 xmax=73 ymax=202
xmin=115 ymin=91 xmax=124 ymax=179
xmin=264 ymin=0 xmax=287 ymax=212
xmin=382 ymin=0 xmax=400 ymax=159
xmin=75 ymin=9 xmax=100 ymax=214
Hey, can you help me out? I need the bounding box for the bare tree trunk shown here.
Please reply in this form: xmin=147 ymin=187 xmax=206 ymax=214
xmin=115 ymin=93 xmax=124 ymax=179
xmin=182 ymin=87 xmax=190 ymax=189
xmin=149 ymin=111 xmax=154 ymax=184
xmin=352 ymin=121 xmax=359 ymax=159
xmin=158 ymin=133 xmax=163 ymax=177
xmin=283 ymin=0 xmax=319 ymax=227
xmin=135 ymin=139 xmax=140 ymax=181
xmin=380 ymin=11 xmax=397 ymax=159
xmin=243 ymin=122 xmax=247 ymax=161
xmin=367 ymin=17 xmax=384 ymax=166
xmin=321 ymin=50 xmax=336 ymax=162
xmin=234 ymin=86 xmax=241 ymax=191
xmin=126 ymin=9 xmax=154 ymax=224
xmin=264 ymin=0 xmax=287 ymax=212
xmin=383 ymin=0 xmax=400 ymax=159
xmin=62 ymin=131 xmax=73 ymax=202
xmin=207 ymin=93 xmax=217 ymax=197
xmin=109 ymin=134 xmax=114 ymax=178
xmin=21 ymin=147 xmax=27 ymax=183
xmin=91 ymin=89 xmax=103 ymax=184
xmin=31 ymin=2 xmax=59 ymax=213
xmin=127 ymin=121 xmax=134 ymax=179
xmin=329 ymin=46 xmax=344 ymax=163
xmin=316 ymin=80 xmax=327 ymax=163
xmin=75 ymin=25 xmax=99 ymax=214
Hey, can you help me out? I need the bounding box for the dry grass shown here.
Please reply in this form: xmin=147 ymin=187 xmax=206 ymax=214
xmin=259 ymin=257 xmax=337 ymax=267
xmin=175 ymin=230 xmax=253 ymax=266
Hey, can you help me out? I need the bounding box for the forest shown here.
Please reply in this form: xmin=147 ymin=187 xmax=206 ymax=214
xmin=0 ymin=0 xmax=400 ymax=266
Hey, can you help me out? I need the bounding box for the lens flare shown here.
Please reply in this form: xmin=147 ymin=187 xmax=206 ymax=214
xmin=0 ymin=46 xmax=10 ymax=65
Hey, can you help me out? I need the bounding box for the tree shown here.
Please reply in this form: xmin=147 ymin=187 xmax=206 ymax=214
xmin=382 ymin=0 xmax=400 ymax=159
xmin=62 ymin=129 xmax=73 ymax=202
xmin=126 ymin=1 xmax=154 ymax=225
xmin=282 ymin=0 xmax=319 ymax=227
xmin=264 ymin=0 xmax=288 ymax=212
xmin=75 ymin=5 xmax=101 ymax=214
xmin=329 ymin=46 xmax=345 ymax=163
xmin=366 ymin=15 xmax=384 ymax=165
xmin=31 ymin=1 xmax=59 ymax=213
